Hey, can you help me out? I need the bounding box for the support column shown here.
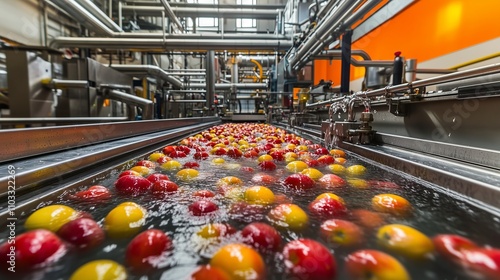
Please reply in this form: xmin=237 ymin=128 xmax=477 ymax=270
xmin=205 ymin=50 xmax=216 ymax=116
xmin=340 ymin=30 xmax=353 ymax=94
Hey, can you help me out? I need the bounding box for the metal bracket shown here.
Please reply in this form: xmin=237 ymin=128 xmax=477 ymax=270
xmin=387 ymin=98 xmax=407 ymax=116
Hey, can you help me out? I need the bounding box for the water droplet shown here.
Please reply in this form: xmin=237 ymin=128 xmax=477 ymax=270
xmin=373 ymin=110 xmax=377 ymax=113
xmin=452 ymin=117 xmax=456 ymax=122
xmin=448 ymin=133 xmax=452 ymax=137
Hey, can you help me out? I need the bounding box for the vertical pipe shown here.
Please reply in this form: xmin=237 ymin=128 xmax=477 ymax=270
xmin=118 ymin=1 xmax=122 ymax=29
xmin=108 ymin=0 xmax=112 ymax=18
xmin=340 ymin=30 xmax=352 ymax=94
xmin=206 ymin=50 xmax=216 ymax=116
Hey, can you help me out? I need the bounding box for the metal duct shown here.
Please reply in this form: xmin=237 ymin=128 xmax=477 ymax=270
xmin=159 ymin=0 xmax=184 ymax=32
xmin=109 ymin=33 xmax=290 ymax=40
xmin=289 ymin=0 xmax=359 ymax=70
xmin=182 ymin=83 xmax=267 ymax=90
xmin=121 ymin=5 xmax=279 ymax=19
xmin=48 ymin=0 xmax=115 ymax=35
xmin=206 ymin=50 xmax=216 ymax=114
xmin=51 ymin=37 xmax=292 ymax=51
xmin=124 ymin=1 xmax=285 ymax=10
xmin=216 ymin=83 xmax=267 ymax=90
xmin=75 ymin=0 xmax=123 ymax=32
xmin=291 ymin=0 xmax=383 ymax=70
xmin=110 ymin=64 xmax=183 ymax=89
xmin=105 ymin=89 xmax=154 ymax=120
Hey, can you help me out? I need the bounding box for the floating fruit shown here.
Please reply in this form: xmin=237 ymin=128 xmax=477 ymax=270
xmin=372 ymin=194 xmax=412 ymax=216
xmin=282 ymin=238 xmax=336 ymax=280
xmin=345 ymin=250 xmax=410 ymax=280
xmin=125 ymin=229 xmax=172 ymax=272
xmin=70 ymin=260 xmax=127 ymax=280
xmin=244 ymin=186 xmax=275 ymax=205
xmin=268 ymin=204 xmax=309 ymax=231
xmin=210 ymin=243 xmax=266 ymax=280
xmin=25 ymin=205 xmax=79 ymax=232
xmin=104 ymin=202 xmax=146 ymax=238
xmin=377 ymin=224 xmax=434 ymax=259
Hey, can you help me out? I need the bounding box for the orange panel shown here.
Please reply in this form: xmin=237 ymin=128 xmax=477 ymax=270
xmin=351 ymin=0 xmax=500 ymax=79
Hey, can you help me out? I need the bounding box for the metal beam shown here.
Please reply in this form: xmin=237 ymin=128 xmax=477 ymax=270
xmin=121 ymin=5 xmax=279 ymax=19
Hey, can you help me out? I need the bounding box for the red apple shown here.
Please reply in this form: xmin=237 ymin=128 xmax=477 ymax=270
xmin=259 ymin=160 xmax=277 ymax=171
xmin=269 ymin=150 xmax=285 ymax=161
xmin=125 ymin=229 xmax=172 ymax=272
xmin=170 ymin=150 xmax=187 ymax=158
xmin=193 ymin=189 xmax=215 ymax=198
xmin=317 ymin=155 xmax=335 ymax=165
xmin=189 ymin=200 xmax=219 ymax=216
xmin=320 ymin=219 xmax=363 ymax=248
xmin=193 ymin=151 xmax=209 ymax=160
xmin=282 ymin=238 xmax=336 ymax=280
xmin=183 ymin=161 xmax=200 ymax=169
xmin=318 ymin=174 xmax=346 ymax=188
xmin=162 ymin=146 xmax=177 ymax=156
xmin=461 ymin=248 xmax=500 ymax=279
xmin=146 ymin=173 xmax=170 ymax=183
xmin=345 ymin=250 xmax=410 ymax=280
xmin=242 ymin=222 xmax=282 ymax=253
xmin=114 ymin=175 xmax=152 ymax=196
xmin=56 ymin=217 xmax=104 ymax=249
xmin=0 ymin=229 xmax=66 ymax=270
xmin=151 ymin=180 xmax=179 ymax=196
xmin=283 ymin=174 xmax=315 ymax=190
xmin=177 ymin=145 xmax=191 ymax=155
xmin=315 ymin=147 xmax=329 ymax=155
xmin=433 ymin=234 xmax=478 ymax=264
xmin=71 ymin=185 xmax=111 ymax=201
xmin=136 ymin=160 xmax=156 ymax=168
xmin=244 ymin=150 xmax=259 ymax=158
xmin=227 ymin=147 xmax=243 ymax=158
xmin=308 ymin=197 xmax=347 ymax=219
xmin=304 ymin=158 xmax=319 ymax=167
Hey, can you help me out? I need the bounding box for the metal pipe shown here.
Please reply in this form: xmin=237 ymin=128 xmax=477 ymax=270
xmin=118 ymin=1 xmax=122 ymax=29
xmin=350 ymin=58 xmax=393 ymax=67
xmin=293 ymin=0 xmax=382 ymax=70
xmin=163 ymin=69 xmax=206 ymax=72
xmin=51 ymin=37 xmax=292 ymax=51
xmin=170 ymin=100 xmax=207 ymax=103
xmin=206 ymin=50 xmax=216 ymax=114
xmin=415 ymin=68 xmax=457 ymax=74
xmin=121 ymin=5 xmax=279 ymax=19
xmin=110 ymin=64 xmax=183 ymax=89
xmin=75 ymin=0 xmax=123 ymax=32
xmin=314 ymin=50 xmax=393 ymax=67
xmin=0 ymin=117 xmax=129 ymax=125
xmin=358 ymin=63 xmax=500 ymax=98
xmin=163 ymin=72 xmax=206 ymax=76
xmin=106 ymin=89 xmax=154 ymax=120
xmin=124 ymin=1 xmax=285 ymax=9
xmin=290 ymin=0 xmax=360 ymax=70
xmin=159 ymin=0 xmax=184 ymax=32
xmin=317 ymin=0 xmax=340 ymax=20
xmin=48 ymin=0 xmax=115 ymax=36
xmin=169 ymin=90 xmax=206 ymax=93
xmin=47 ymin=79 xmax=89 ymax=89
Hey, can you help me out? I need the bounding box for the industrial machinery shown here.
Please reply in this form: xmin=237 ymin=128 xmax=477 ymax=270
xmin=0 ymin=0 xmax=499 ymax=279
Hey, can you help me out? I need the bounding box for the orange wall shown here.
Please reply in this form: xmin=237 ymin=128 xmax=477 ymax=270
xmin=314 ymin=0 xmax=500 ymax=85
